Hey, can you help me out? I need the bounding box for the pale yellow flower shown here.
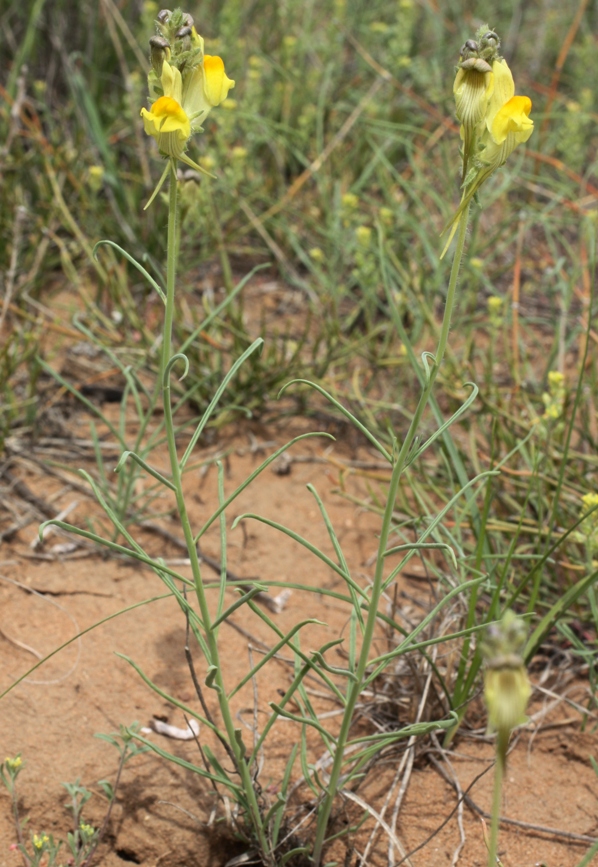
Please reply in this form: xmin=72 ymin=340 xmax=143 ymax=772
xmin=481 ymin=611 xmax=531 ymax=740
xmin=479 ymin=59 xmax=533 ymax=170
xmin=141 ymin=58 xmax=234 ymax=167
xmin=484 ymin=666 xmax=531 ymax=735
xmin=442 ymin=53 xmax=533 ymax=255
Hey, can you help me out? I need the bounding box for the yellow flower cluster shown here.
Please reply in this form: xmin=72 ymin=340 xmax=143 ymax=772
xmin=141 ymin=56 xmax=234 ymax=167
xmin=443 ymin=28 xmax=533 ymax=253
xmin=541 ymin=370 xmax=566 ymax=421
xmin=140 ymin=9 xmax=234 ymax=181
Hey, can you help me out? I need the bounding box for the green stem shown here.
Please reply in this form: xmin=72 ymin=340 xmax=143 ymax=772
xmin=311 ymin=205 xmax=471 ymax=867
xmin=488 ymin=732 xmax=507 ymax=867
xmin=160 ymin=162 xmax=269 ymax=858
xmin=160 ymin=160 xmax=178 ymax=385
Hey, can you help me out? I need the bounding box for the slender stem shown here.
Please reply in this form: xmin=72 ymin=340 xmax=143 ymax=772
xmin=488 ymin=733 xmax=507 ymax=867
xmin=160 ymin=160 xmax=178 ymax=386
xmin=80 ymin=747 xmax=128 ymax=867
xmin=311 ymin=205 xmax=471 ymax=866
xmin=160 ymin=163 xmax=269 ymax=859
xmin=10 ymin=786 xmax=27 ymax=866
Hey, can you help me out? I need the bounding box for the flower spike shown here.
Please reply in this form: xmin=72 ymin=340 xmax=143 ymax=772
xmin=442 ymin=26 xmax=533 ymax=257
xmin=140 ymin=8 xmax=234 ymax=205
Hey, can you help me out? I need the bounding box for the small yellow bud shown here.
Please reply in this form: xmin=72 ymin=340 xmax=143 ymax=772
xmin=541 ymin=370 xmax=566 ymax=422
xmin=487 ymin=296 xmax=503 ymax=312
xmin=199 ymin=155 xmax=216 ymax=171
xmin=309 ymin=247 xmax=325 ymax=262
xmin=231 ymin=146 xmax=247 ymax=160
xmin=355 ymin=225 xmax=372 ymax=246
xmin=87 ymin=165 xmax=105 ymax=192
xmin=397 ymin=56 xmax=412 ymax=67
xmin=547 ymin=370 xmax=564 ymax=388
xmin=470 ymin=257 xmax=484 ymax=269
xmin=582 ymin=493 xmax=598 ymax=510
xmin=379 ymin=207 xmax=394 ymax=226
xmin=341 ymin=192 xmax=359 ymax=210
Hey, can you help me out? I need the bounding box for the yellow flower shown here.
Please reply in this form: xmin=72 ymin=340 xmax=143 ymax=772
xmin=341 ymin=192 xmax=359 ymax=210
xmin=4 ymin=756 xmax=22 ymax=771
xmin=541 ymin=368 xmax=566 ymax=422
xmin=480 ymin=59 xmax=533 ymax=168
xmin=141 ymin=59 xmax=234 ymax=165
xmin=548 ymin=370 xmax=564 ymax=388
xmin=582 ymin=493 xmax=598 ymax=510
xmin=442 ymin=51 xmax=533 ymax=255
xmin=33 ymin=834 xmax=49 ymax=850
xmin=201 ymin=55 xmax=235 ymax=107
xmin=484 ymin=666 xmax=531 ymax=736
xmin=355 ymin=225 xmax=372 ymax=246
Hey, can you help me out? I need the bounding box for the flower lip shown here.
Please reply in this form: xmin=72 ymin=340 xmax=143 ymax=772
xmin=460 ymin=57 xmax=492 ymax=73
xmin=145 ymin=95 xmax=190 ymax=136
xmin=490 ymin=94 xmax=533 ymax=145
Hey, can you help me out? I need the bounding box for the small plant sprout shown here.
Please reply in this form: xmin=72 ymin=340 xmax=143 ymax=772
xmin=0 ymin=729 xmax=145 ymax=867
xmin=481 ymin=610 xmax=531 ymax=867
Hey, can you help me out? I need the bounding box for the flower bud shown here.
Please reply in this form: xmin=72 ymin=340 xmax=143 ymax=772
xmin=481 ymin=611 xmax=531 ymax=741
xmin=149 ymin=35 xmax=171 ymax=76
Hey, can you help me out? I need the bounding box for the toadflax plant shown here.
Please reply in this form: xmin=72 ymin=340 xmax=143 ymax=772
xmin=3 ymin=16 xmax=547 ymax=867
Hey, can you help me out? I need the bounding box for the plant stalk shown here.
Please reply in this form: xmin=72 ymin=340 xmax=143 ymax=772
xmin=311 ymin=205 xmax=470 ymax=866
xmin=160 ymin=162 xmax=270 ymax=859
xmin=488 ymin=732 xmax=507 ymax=867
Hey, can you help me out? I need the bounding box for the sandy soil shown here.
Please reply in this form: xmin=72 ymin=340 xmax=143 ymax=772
xmin=1 ymin=413 xmax=597 ymax=867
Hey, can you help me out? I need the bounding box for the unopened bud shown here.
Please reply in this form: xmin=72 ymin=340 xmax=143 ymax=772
xmin=461 ymin=39 xmax=478 ymax=54
xmin=481 ymin=611 xmax=531 ymax=740
xmin=149 ymin=35 xmax=170 ymax=74
xmin=157 ymin=8 xmax=171 ymax=23
xmin=175 ymin=25 xmax=192 ymax=38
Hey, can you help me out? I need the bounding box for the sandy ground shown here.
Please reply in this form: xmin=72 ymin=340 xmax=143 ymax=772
xmin=1 ymin=412 xmax=597 ymax=867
